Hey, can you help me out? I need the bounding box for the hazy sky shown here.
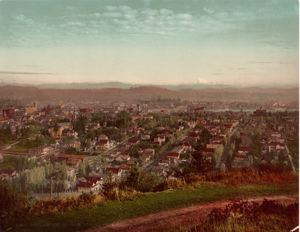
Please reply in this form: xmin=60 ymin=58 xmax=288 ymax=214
xmin=0 ymin=0 xmax=298 ymax=86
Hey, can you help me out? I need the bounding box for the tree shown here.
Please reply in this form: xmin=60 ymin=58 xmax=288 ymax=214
xmin=250 ymin=132 xmax=262 ymax=158
xmin=73 ymin=115 xmax=87 ymax=136
xmin=116 ymin=111 xmax=131 ymax=129
xmin=136 ymin=172 xmax=166 ymax=192
xmin=124 ymin=166 xmax=140 ymax=188
xmin=193 ymin=152 xmax=214 ymax=173
xmin=78 ymin=161 xmax=86 ymax=177
xmin=102 ymin=175 xmax=119 ymax=200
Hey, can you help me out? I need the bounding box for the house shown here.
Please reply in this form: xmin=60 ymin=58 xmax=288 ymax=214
xmin=106 ymin=167 xmax=123 ymax=181
xmin=165 ymin=147 xmax=184 ymax=165
xmin=77 ymin=176 xmax=103 ymax=193
xmin=141 ymin=134 xmax=151 ymax=141
xmin=206 ymin=143 xmax=223 ymax=150
xmin=142 ymin=148 xmax=155 ymax=162
xmin=79 ymin=108 xmax=93 ymax=114
xmin=166 ymin=152 xmax=180 ymax=160
xmin=180 ymin=140 xmax=192 ymax=151
xmin=119 ymin=163 xmax=131 ymax=177
xmin=201 ymin=148 xmax=215 ymax=162
xmin=232 ymin=146 xmax=251 ymax=169
xmin=232 ymin=154 xmax=251 ymax=169
xmin=56 ymin=154 xmax=84 ymax=167
xmin=268 ymin=142 xmax=286 ymax=153
xmin=128 ymin=137 xmax=139 ymax=146
xmin=237 ymin=146 xmax=250 ymax=156
xmin=70 ymin=140 xmax=81 ymax=150
xmin=0 ymin=169 xmax=17 ymax=181
xmin=223 ymin=123 xmax=233 ymax=132
xmin=188 ymin=121 xmax=197 ymax=128
xmin=97 ymin=134 xmax=110 ymax=150
xmin=158 ymin=157 xmax=171 ymax=167
xmin=154 ymin=135 xmax=165 ymax=145
xmin=210 ymin=136 xmax=224 ymax=145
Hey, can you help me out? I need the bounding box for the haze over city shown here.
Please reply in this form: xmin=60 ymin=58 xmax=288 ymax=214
xmin=0 ymin=0 xmax=298 ymax=87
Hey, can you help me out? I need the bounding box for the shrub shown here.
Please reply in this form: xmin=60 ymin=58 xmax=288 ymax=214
xmin=102 ymin=178 xmax=119 ymax=200
xmin=184 ymin=169 xmax=298 ymax=186
xmin=136 ymin=172 xmax=167 ymax=192
xmin=117 ymin=188 xmax=144 ymax=201
xmin=30 ymin=193 xmax=96 ymax=216
xmin=0 ymin=181 xmax=30 ymax=230
xmin=167 ymin=178 xmax=186 ymax=189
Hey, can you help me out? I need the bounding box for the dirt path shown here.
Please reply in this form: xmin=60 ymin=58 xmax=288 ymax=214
xmin=85 ymin=195 xmax=297 ymax=232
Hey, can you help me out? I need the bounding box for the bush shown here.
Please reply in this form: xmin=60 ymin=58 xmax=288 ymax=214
xmin=102 ymin=178 xmax=119 ymax=200
xmin=30 ymin=193 xmax=96 ymax=216
xmin=0 ymin=181 xmax=30 ymax=230
xmin=167 ymin=178 xmax=186 ymax=189
xmin=136 ymin=172 xmax=167 ymax=192
xmin=184 ymin=169 xmax=298 ymax=186
xmin=117 ymin=188 xmax=144 ymax=201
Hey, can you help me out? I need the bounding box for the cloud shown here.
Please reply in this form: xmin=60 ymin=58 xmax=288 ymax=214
xmin=203 ymin=7 xmax=214 ymax=14
xmin=1 ymin=3 xmax=251 ymax=47
xmin=211 ymin=73 xmax=224 ymax=76
xmin=0 ymin=71 xmax=54 ymax=75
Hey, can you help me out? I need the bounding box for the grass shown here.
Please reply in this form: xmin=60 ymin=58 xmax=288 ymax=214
xmin=18 ymin=182 xmax=298 ymax=232
xmin=174 ymin=199 xmax=298 ymax=232
xmin=177 ymin=214 xmax=297 ymax=232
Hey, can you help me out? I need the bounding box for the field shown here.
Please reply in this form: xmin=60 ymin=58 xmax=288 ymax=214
xmin=18 ymin=182 xmax=298 ymax=232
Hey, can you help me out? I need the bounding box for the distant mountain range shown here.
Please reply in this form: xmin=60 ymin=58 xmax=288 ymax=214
xmin=34 ymin=81 xmax=236 ymax=90
xmin=0 ymin=84 xmax=298 ymax=106
xmin=0 ymin=80 xmax=297 ymax=90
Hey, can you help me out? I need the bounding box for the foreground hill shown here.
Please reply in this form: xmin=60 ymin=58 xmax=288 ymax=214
xmin=0 ymin=85 xmax=298 ymax=105
xmin=17 ymin=183 xmax=298 ymax=232
xmin=87 ymin=195 xmax=297 ymax=232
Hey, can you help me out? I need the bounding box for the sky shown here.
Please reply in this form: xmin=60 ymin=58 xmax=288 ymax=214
xmin=0 ymin=0 xmax=298 ymax=87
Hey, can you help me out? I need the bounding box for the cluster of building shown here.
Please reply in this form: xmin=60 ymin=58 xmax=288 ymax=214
xmin=0 ymin=101 xmax=298 ymax=194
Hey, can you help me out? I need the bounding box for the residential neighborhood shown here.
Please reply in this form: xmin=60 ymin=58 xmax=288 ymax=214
xmin=0 ymin=100 xmax=297 ymax=196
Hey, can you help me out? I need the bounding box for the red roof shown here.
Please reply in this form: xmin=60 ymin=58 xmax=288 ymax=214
xmin=202 ymin=148 xmax=214 ymax=153
xmin=0 ymin=169 xmax=16 ymax=175
xmin=119 ymin=164 xmax=130 ymax=170
xmin=86 ymin=176 xmax=102 ymax=183
xmin=167 ymin=152 xmax=180 ymax=158
xmin=128 ymin=138 xmax=139 ymax=144
xmin=224 ymin=124 xmax=232 ymax=128
xmin=99 ymin=140 xmax=108 ymax=145
xmin=238 ymin=146 xmax=250 ymax=152
xmin=106 ymin=167 xmax=120 ymax=174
